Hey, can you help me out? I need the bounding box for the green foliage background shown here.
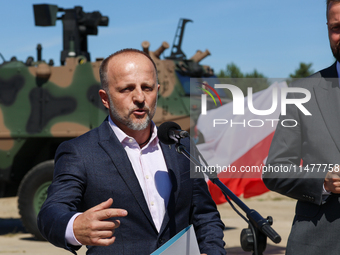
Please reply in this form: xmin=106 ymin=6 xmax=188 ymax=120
xmin=217 ymin=62 xmax=314 ymax=98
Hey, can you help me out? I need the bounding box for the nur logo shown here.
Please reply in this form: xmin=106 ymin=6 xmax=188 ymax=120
xmin=200 ymin=83 xmax=312 ymax=116
xmin=198 ymin=82 xmax=223 ymax=115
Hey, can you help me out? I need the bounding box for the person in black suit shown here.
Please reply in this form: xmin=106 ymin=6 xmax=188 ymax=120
xmin=37 ymin=49 xmax=226 ymax=254
xmin=263 ymin=1 xmax=340 ymax=254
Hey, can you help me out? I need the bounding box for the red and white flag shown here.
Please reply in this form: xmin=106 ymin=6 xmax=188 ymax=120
xmin=196 ymin=81 xmax=287 ymax=204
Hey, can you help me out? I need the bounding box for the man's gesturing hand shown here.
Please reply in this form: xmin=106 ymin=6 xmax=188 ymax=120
xmin=73 ymin=198 xmax=127 ymax=246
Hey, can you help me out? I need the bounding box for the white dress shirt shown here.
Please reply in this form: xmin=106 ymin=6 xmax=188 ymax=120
xmin=65 ymin=116 xmax=172 ymax=245
xmin=108 ymin=116 xmax=172 ymax=231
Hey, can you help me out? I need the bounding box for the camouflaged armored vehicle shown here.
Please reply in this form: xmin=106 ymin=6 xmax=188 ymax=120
xmin=0 ymin=5 xmax=221 ymax=240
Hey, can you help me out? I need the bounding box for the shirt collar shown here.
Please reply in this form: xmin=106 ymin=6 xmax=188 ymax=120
xmin=108 ymin=115 xmax=159 ymax=147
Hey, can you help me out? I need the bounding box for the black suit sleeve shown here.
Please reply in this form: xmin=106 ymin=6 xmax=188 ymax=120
xmin=191 ymin=178 xmax=226 ymax=255
xmin=187 ymin=141 xmax=226 ymax=255
xmin=37 ymin=140 xmax=85 ymax=254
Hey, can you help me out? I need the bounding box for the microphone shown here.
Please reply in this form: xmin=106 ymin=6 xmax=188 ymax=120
xmin=157 ymin=121 xmax=189 ymax=144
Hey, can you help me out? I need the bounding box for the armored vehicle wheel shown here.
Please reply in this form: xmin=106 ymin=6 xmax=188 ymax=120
xmin=18 ymin=160 xmax=54 ymax=241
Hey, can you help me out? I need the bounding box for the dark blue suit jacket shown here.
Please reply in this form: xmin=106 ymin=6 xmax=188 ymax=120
xmin=38 ymin=118 xmax=226 ymax=254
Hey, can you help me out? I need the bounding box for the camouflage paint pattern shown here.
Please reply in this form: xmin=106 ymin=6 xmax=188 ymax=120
xmin=0 ymin=57 xmax=107 ymax=196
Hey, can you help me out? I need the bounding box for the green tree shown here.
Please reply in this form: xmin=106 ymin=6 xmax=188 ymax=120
xmin=245 ymin=69 xmax=265 ymax=78
xmin=225 ymin=63 xmax=244 ymax=78
xmin=217 ymin=63 xmax=244 ymax=78
xmin=217 ymin=63 xmax=268 ymax=97
xmin=289 ymin=62 xmax=314 ymax=78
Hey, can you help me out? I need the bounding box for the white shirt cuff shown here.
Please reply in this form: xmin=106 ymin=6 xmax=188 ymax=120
xmin=322 ymin=184 xmax=331 ymax=201
xmin=322 ymin=184 xmax=331 ymax=195
xmin=65 ymin=213 xmax=83 ymax=246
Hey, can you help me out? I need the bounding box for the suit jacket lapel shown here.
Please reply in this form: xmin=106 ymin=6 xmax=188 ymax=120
xmin=98 ymin=120 xmax=157 ymax=231
xmin=314 ymin=63 xmax=340 ymax=153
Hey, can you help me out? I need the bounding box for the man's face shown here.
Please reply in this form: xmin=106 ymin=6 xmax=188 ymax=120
xmin=328 ymin=2 xmax=340 ymax=62
xmin=100 ymin=53 xmax=159 ymax=134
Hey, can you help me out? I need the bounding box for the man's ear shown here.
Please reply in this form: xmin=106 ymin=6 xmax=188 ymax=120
xmin=99 ymin=89 xmax=110 ymax=109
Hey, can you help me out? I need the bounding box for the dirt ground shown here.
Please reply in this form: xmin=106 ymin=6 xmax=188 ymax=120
xmin=0 ymin=192 xmax=295 ymax=255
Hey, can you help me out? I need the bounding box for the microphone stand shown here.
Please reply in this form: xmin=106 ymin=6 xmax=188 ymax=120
xmin=174 ymin=142 xmax=281 ymax=255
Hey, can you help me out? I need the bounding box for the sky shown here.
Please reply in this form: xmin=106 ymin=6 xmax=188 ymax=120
xmin=0 ymin=0 xmax=334 ymax=78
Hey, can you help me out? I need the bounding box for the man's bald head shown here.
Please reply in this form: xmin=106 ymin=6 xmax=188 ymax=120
xmin=99 ymin=48 xmax=158 ymax=92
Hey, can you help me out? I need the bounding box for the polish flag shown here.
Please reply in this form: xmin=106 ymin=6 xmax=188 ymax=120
xmin=196 ymin=81 xmax=287 ymax=204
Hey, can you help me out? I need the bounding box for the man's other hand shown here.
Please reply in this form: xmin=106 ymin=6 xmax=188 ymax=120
xmin=73 ymin=198 xmax=128 ymax=246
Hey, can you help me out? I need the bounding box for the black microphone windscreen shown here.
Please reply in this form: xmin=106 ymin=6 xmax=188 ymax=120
xmin=157 ymin=121 xmax=181 ymax=144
